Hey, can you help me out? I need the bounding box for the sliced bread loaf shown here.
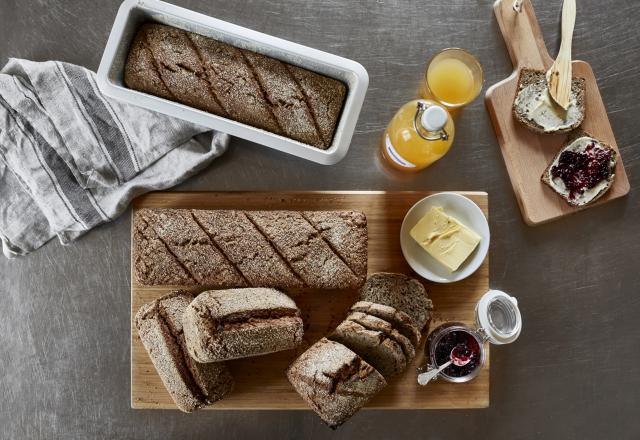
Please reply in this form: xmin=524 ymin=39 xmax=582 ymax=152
xmin=359 ymin=273 xmax=433 ymax=331
xmin=350 ymin=301 xmax=421 ymax=347
xmin=328 ymin=320 xmax=406 ymax=378
xmin=286 ymin=338 xmax=387 ymax=428
xmin=345 ymin=312 xmax=416 ymax=363
xmin=183 ymin=288 xmax=304 ymax=362
xmin=135 ymin=291 xmax=234 ymax=412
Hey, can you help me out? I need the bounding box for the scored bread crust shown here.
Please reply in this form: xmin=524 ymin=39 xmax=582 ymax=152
xmin=541 ymin=129 xmax=617 ymax=207
xmin=286 ymin=338 xmax=387 ymax=428
xmin=182 ymin=288 xmax=304 ymax=362
xmin=135 ymin=291 xmax=234 ymax=412
xmin=512 ymin=68 xmax=586 ymax=134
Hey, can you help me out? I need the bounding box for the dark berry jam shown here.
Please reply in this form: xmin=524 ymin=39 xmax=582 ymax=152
xmin=434 ymin=330 xmax=481 ymax=377
xmin=550 ymin=142 xmax=612 ymax=200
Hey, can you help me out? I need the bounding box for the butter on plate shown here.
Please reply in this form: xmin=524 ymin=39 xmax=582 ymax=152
xmin=409 ymin=206 xmax=482 ymax=272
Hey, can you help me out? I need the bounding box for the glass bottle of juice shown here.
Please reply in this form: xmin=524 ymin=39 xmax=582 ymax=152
xmin=381 ymin=100 xmax=454 ymax=171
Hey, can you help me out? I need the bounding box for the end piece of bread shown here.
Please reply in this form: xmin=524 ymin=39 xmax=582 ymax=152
xmin=513 ymin=68 xmax=585 ymax=134
xmin=541 ymin=130 xmax=617 ymax=207
xmin=135 ymin=291 xmax=234 ymax=412
xmin=286 ymin=338 xmax=387 ymax=428
xmin=359 ymin=273 xmax=433 ymax=332
xmin=183 ymin=288 xmax=304 ymax=362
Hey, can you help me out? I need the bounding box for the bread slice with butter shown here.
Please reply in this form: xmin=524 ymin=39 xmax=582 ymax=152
xmin=513 ymin=68 xmax=585 ymax=134
xmin=541 ymin=130 xmax=617 ymax=207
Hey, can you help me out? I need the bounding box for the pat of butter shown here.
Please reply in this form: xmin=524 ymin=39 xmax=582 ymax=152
xmin=409 ymin=206 xmax=481 ymax=272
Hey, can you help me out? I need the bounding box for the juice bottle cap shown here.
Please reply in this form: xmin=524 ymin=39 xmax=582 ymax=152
xmin=420 ymin=105 xmax=448 ymax=132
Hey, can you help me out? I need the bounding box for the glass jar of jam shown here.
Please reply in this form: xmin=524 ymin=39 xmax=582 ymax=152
xmin=420 ymin=290 xmax=522 ymax=384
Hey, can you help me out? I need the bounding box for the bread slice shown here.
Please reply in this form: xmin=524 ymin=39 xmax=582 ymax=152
xmin=286 ymin=338 xmax=387 ymax=428
xmin=350 ymin=301 xmax=421 ymax=348
xmin=345 ymin=312 xmax=416 ymax=363
xmin=328 ymin=320 xmax=406 ymax=378
xmin=541 ymin=130 xmax=617 ymax=207
xmin=513 ymin=68 xmax=585 ymax=134
xmin=359 ymin=273 xmax=433 ymax=331
xmin=135 ymin=291 xmax=234 ymax=412
xmin=183 ymin=288 xmax=304 ymax=362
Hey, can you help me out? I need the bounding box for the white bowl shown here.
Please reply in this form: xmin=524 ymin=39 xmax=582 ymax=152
xmin=400 ymin=193 xmax=489 ymax=283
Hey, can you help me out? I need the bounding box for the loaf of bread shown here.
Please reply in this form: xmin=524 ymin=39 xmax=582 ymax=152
xmin=135 ymin=291 xmax=234 ymax=412
xmin=286 ymin=338 xmax=387 ymax=428
xmin=183 ymin=288 xmax=304 ymax=362
xmin=124 ymin=23 xmax=347 ymax=150
xmin=359 ymin=272 xmax=433 ymax=331
xmin=133 ymin=208 xmax=367 ymax=289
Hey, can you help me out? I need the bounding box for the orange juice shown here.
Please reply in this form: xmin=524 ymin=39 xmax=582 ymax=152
xmin=381 ymin=100 xmax=455 ymax=171
xmin=424 ymin=49 xmax=483 ymax=108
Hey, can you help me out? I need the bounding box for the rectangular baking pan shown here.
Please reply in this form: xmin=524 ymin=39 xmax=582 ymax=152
xmin=96 ymin=0 xmax=369 ymax=165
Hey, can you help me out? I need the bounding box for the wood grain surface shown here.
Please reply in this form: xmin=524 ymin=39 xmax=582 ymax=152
xmin=131 ymin=191 xmax=489 ymax=409
xmin=485 ymin=0 xmax=630 ymax=226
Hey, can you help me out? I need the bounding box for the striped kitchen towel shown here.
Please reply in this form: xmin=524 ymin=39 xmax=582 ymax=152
xmin=0 ymin=58 xmax=229 ymax=258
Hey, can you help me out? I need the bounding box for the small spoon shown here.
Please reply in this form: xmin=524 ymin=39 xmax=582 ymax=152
xmin=547 ymin=0 xmax=577 ymax=109
xmin=417 ymin=344 xmax=472 ymax=386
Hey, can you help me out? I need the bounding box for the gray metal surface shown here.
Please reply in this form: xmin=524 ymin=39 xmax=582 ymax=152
xmin=1 ymin=0 xmax=638 ymax=438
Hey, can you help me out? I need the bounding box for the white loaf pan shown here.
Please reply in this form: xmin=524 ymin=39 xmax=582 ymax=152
xmin=97 ymin=0 xmax=369 ymax=165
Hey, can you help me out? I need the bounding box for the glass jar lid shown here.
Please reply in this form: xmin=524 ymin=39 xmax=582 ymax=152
xmin=475 ymin=289 xmax=522 ymax=345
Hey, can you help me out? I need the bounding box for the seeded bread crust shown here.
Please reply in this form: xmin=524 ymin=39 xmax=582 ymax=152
xmin=359 ymin=273 xmax=433 ymax=331
xmin=133 ymin=209 xmax=367 ymax=289
xmin=328 ymin=320 xmax=406 ymax=378
xmin=286 ymin=338 xmax=387 ymax=428
xmin=345 ymin=312 xmax=416 ymax=363
xmin=541 ymin=129 xmax=617 ymax=206
xmin=350 ymin=301 xmax=421 ymax=348
xmin=183 ymin=288 xmax=304 ymax=362
xmin=512 ymin=68 xmax=586 ymax=134
xmin=135 ymin=291 xmax=234 ymax=412
xmin=124 ymin=23 xmax=347 ymax=150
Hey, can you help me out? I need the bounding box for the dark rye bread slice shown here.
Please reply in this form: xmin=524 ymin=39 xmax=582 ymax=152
xmin=125 ymin=23 xmax=346 ymax=150
xmin=301 ymin=210 xmax=368 ymax=283
xmin=183 ymin=288 xmax=304 ymax=362
xmin=359 ymin=273 xmax=433 ymax=332
xmin=286 ymin=338 xmax=387 ymax=428
xmin=328 ymin=320 xmax=406 ymax=378
xmin=345 ymin=312 xmax=416 ymax=363
xmin=513 ymin=68 xmax=586 ymax=134
xmin=192 ymin=210 xmax=303 ymax=288
xmin=541 ymin=130 xmax=617 ymax=207
xmin=137 ymin=209 xmax=247 ymax=287
xmin=135 ymin=291 xmax=234 ymax=412
xmin=350 ymin=301 xmax=421 ymax=348
xmin=246 ymin=211 xmax=361 ymax=289
xmin=132 ymin=212 xmax=194 ymax=285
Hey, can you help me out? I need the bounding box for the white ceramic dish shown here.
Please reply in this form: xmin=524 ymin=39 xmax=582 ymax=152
xmin=400 ymin=193 xmax=490 ymax=283
xmin=96 ymin=0 xmax=369 ymax=165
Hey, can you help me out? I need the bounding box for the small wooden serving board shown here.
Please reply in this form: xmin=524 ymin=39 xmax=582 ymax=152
xmin=485 ymin=0 xmax=629 ymax=225
xmin=131 ymin=191 xmax=489 ymax=409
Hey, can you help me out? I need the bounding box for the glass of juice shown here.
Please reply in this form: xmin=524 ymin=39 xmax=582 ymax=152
xmin=424 ymin=48 xmax=483 ymax=109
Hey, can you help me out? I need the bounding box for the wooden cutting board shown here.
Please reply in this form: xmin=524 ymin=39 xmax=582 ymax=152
xmin=485 ymin=0 xmax=630 ymax=225
xmin=131 ymin=191 xmax=489 ymax=409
